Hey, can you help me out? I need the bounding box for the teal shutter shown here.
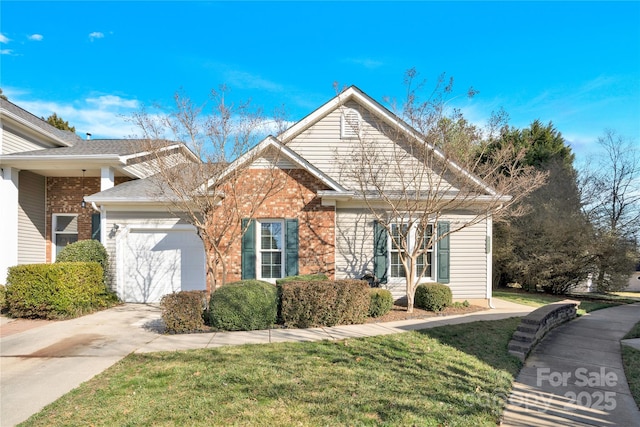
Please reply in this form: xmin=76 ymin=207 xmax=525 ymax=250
xmin=91 ymin=213 xmax=101 ymax=242
xmin=241 ymin=219 xmax=256 ymax=279
xmin=373 ymin=220 xmax=388 ymax=284
xmin=285 ymin=219 xmax=299 ymax=276
xmin=437 ymin=221 xmax=450 ymax=284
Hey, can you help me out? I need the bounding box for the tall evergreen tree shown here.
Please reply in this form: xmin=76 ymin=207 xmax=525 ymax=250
xmin=491 ymin=121 xmax=591 ymax=293
xmin=43 ymin=112 xmax=76 ymax=133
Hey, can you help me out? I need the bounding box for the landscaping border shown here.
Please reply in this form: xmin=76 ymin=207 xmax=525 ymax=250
xmin=507 ymin=301 xmax=578 ymax=361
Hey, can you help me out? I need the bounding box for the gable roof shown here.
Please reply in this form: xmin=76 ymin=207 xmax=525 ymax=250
xmin=279 ymin=85 xmax=501 ymax=199
xmin=0 ymin=98 xmax=82 ymax=147
xmin=204 ymin=136 xmax=347 ymax=193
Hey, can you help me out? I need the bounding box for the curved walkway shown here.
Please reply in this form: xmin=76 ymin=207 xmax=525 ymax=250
xmin=501 ymin=303 xmax=640 ymax=426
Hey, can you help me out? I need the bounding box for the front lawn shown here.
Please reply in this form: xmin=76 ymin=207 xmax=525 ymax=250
xmin=493 ymin=289 xmax=635 ymax=315
xmin=22 ymin=318 xmax=523 ymax=427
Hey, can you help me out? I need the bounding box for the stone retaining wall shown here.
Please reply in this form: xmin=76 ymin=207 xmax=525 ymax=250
xmin=508 ymin=301 xmax=578 ymax=361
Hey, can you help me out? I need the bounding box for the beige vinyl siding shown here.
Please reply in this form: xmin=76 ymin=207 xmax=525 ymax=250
xmin=287 ymin=100 xmax=460 ymax=193
xmin=335 ymin=208 xmax=375 ymax=279
xmin=17 ymin=171 xmax=46 ymax=264
xmin=448 ymin=215 xmax=488 ymax=299
xmin=104 ymin=211 xmax=195 ymax=292
xmin=1 ymin=123 xmax=58 ymax=154
xmin=335 ymin=206 xmax=489 ymax=301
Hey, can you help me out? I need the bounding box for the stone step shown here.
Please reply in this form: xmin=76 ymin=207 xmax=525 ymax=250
xmin=511 ymin=330 xmax=536 ymax=343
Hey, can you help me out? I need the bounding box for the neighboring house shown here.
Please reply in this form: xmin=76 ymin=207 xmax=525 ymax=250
xmin=83 ymin=86 xmax=500 ymax=306
xmin=0 ymin=98 xmax=199 ymax=302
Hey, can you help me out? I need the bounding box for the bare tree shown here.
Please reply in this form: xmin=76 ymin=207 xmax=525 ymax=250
xmin=128 ymin=87 xmax=289 ymax=290
xmin=581 ymin=130 xmax=639 ymax=291
xmin=337 ymin=71 xmax=546 ymax=312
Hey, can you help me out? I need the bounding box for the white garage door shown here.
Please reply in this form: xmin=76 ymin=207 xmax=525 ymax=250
xmin=121 ymin=228 xmax=206 ymax=303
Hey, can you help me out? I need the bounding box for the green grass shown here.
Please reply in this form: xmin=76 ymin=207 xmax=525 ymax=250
xmin=21 ymin=318 xmax=523 ymax=427
xmin=625 ymin=320 xmax=640 ymax=340
xmin=493 ymin=289 xmax=635 ymax=315
xmin=622 ymin=344 xmax=640 ymax=408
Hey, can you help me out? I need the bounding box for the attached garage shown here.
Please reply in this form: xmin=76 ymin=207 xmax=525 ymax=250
xmin=118 ymin=225 xmax=206 ymax=303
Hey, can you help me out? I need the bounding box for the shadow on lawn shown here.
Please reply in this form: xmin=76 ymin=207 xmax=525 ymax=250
xmin=416 ymin=317 xmax=523 ymax=376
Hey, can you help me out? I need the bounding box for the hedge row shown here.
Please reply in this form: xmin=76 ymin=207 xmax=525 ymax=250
xmin=5 ymin=262 xmax=118 ymax=319
xmin=163 ymin=277 xmax=453 ymax=333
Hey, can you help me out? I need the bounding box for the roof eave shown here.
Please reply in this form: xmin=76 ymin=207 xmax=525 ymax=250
xmin=0 ymin=108 xmax=76 ymax=147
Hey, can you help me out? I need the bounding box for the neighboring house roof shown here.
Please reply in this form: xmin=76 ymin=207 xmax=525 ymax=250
xmin=279 ymin=85 xmax=502 ymax=199
xmin=0 ymin=98 xmax=82 ymax=147
xmin=85 ymin=174 xmax=171 ymax=204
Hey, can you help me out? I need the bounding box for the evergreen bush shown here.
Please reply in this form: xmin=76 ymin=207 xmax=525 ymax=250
xmin=5 ymin=262 xmax=118 ymax=319
xmin=368 ymin=288 xmax=394 ymax=317
xmin=209 ymin=280 xmax=277 ymax=331
xmin=415 ymin=283 xmax=452 ymax=312
xmin=160 ymin=291 xmax=208 ymax=334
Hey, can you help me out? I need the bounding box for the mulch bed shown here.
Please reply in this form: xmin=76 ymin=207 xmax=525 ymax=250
xmin=365 ymin=304 xmax=487 ymax=324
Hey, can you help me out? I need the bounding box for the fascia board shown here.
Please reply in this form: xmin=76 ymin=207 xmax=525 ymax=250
xmin=119 ymin=143 xmax=200 ymax=163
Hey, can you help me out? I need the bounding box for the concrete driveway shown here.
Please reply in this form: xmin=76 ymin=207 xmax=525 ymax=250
xmin=0 ymin=304 xmax=162 ymax=427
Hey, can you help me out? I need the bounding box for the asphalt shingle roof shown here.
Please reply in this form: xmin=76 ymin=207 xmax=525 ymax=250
xmin=4 ymin=139 xmax=178 ymax=157
xmin=0 ymin=98 xmax=83 ymax=146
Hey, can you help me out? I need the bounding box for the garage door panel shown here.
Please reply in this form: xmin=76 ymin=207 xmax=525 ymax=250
xmin=121 ymin=229 xmax=205 ymax=303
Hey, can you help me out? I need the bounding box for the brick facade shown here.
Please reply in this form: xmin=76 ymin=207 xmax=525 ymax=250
xmin=45 ymin=176 xmax=131 ymax=262
xmin=209 ymin=167 xmax=335 ymax=287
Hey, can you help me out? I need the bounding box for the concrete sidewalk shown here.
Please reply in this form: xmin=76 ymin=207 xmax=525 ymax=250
xmin=501 ymin=303 xmax=640 ymax=426
xmin=135 ymin=298 xmax=535 ymax=353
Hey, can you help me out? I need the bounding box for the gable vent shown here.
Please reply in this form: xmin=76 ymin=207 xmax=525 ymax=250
xmin=341 ymin=108 xmax=361 ymax=139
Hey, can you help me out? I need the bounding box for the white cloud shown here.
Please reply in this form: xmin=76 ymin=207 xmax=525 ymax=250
xmin=0 ymin=33 xmax=9 ymax=44
xmin=28 ymin=34 xmax=43 ymax=41
xmin=86 ymin=95 xmax=140 ymax=109
xmin=0 ymin=49 xmax=12 ymax=55
xmin=89 ymin=32 xmax=105 ymax=41
xmin=6 ymin=89 xmax=140 ymax=139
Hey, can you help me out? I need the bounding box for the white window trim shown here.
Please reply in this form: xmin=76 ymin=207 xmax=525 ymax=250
xmin=256 ymin=219 xmax=285 ymax=283
xmin=340 ymin=108 xmax=361 ymax=139
xmin=52 ymin=213 xmax=79 ymax=261
xmin=388 ymin=222 xmax=436 ymax=283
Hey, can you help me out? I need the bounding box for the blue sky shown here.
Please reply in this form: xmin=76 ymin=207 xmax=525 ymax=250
xmin=1 ymin=1 xmax=638 ymax=165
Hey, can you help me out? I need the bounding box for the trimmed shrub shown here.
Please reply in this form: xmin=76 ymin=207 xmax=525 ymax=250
xmin=415 ymin=283 xmax=452 ymax=312
xmin=368 ymin=288 xmax=394 ymax=317
xmin=275 ymin=274 xmax=329 ymax=285
xmin=56 ymin=240 xmax=109 ymax=284
xmin=161 ymin=291 xmax=208 ymax=334
xmin=5 ymin=262 xmax=118 ymax=319
xmin=209 ymin=280 xmax=277 ymax=331
xmin=279 ymin=280 xmax=370 ymax=328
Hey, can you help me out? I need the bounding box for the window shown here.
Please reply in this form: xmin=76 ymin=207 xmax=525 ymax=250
xmin=341 ymin=108 xmax=361 ymax=139
xmin=374 ymin=220 xmax=449 ymax=284
xmin=53 ymin=214 xmax=78 ymax=260
xmin=259 ymin=221 xmax=283 ymax=280
xmin=389 ymin=222 xmax=435 ymax=280
xmin=241 ymin=218 xmax=299 ymax=281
